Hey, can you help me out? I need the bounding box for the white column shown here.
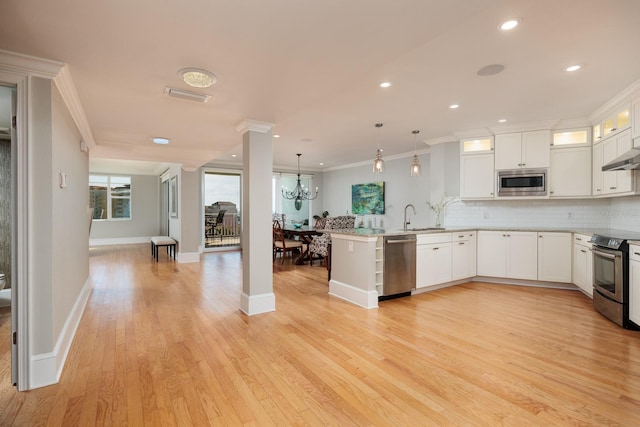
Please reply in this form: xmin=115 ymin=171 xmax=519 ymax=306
xmin=236 ymin=119 xmax=275 ymax=315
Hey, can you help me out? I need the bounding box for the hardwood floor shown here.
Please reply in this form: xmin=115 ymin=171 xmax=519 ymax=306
xmin=1 ymin=244 xmax=639 ymax=425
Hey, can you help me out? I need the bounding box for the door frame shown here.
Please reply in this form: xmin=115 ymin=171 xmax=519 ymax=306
xmin=1 ymin=72 xmax=29 ymax=390
xmin=201 ymin=167 xmax=243 ymax=252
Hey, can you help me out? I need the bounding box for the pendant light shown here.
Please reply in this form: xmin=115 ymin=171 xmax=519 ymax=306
xmin=372 ymin=123 xmax=385 ymax=174
xmin=410 ymin=130 xmax=422 ymax=177
xmin=282 ymin=153 xmax=319 ymax=211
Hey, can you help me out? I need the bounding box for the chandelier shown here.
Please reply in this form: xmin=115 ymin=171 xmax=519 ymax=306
xmin=282 ymin=153 xmax=318 ymax=210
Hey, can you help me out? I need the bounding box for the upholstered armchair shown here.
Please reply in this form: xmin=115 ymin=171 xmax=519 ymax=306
xmin=308 ymin=215 xmax=355 ymax=268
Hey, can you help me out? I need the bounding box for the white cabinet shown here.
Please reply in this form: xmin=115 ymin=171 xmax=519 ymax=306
xmin=632 ymin=99 xmax=640 ymax=142
xmin=602 ymin=129 xmax=634 ymax=195
xmin=495 ymin=130 xmax=551 ymax=170
xmin=452 ymin=231 xmax=476 ymax=280
xmin=594 ymin=106 xmax=630 ymax=143
xmin=592 ymin=142 xmax=604 ymax=196
xmin=537 ymin=232 xmax=572 ymax=283
xmin=460 ymin=137 xmax=494 ymax=154
xmin=572 ymin=234 xmax=593 ymax=296
xmin=477 ymin=231 xmax=537 ymax=280
xmin=416 ymin=233 xmax=452 ymax=288
xmin=629 ymin=244 xmax=640 ymax=326
xmin=460 ymin=153 xmax=495 ymax=199
xmin=549 ymin=146 xmax=591 ymax=197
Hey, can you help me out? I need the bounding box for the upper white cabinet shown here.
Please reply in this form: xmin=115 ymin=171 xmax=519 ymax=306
xmin=460 ymin=137 xmax=494 ymax=154
xmin=495 ymin=130 xmax=551 ymax=170
xmin=601 ymin=129 xmax=634 ymax=195
xmin=549 ymin=146 xmax=591 ymax=197
xmin=460 ymin=153 xmax=495 ymax=199
xmin=537 ymin=232 xmax=572 ymax=283
xmin=592 ymin=142 xmax=604 ymax=196
xmin=551 ymin=129 xmax=590 ymax=147
xmin=593 ymin=106 xmax=630 ymax=143
xmin=632 ymin=99 xmax=640 ymax=142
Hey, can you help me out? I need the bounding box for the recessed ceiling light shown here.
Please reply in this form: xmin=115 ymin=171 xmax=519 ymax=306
xmin=319 ymin=162 xmax=324 ymax=166
xmin=153 ymin=137 xmax=170 ymax=145
xmin=177 ymin=68 xmax=217 ymax=88
xmin=449 ymin=104 xmax=460 ymax=109
xmin=498 ymin=118 xmax=507 ymax=123
xmin=231 ymin=154 xmax=237 ymax=157
xmin=499 ymin=19 xmax=520 ymax=31
xmin=273 ymin=134 xmax=280 ymax=138
xmin=565 ymin=64 xmax=582 ymax=72
xmin=380 ymin=82 xmax=391 ymax=88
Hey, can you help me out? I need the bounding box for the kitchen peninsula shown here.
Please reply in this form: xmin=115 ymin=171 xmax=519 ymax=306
xmin=329 ymin=227 xmax=582 ymax=309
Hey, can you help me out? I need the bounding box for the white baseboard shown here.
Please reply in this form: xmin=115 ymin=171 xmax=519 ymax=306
xmin=240 ymin=292 xmax=276 ymax=316
xmin=329 ymin=280 xmax=378 ymax=309
xmin=177 ymin=252 xmax=200 ymax=263
xmin=89 ymin=236 xmax=152 ymax=246
xmin=30 ymin=276 xmax=92 ymax=389
xmin=473 ymin=276 xmax=577 ymax=290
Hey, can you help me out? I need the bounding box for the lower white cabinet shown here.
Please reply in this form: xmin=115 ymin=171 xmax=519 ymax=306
xmin=416 ymin=233 xmax=452 ymax=288
xmin=477 ymin=231 xmax=537 ymax=280
xmin=452 ymin=232 xmax=477 ymax=280
xmin=629 ymin=244 xmax=640 ymax=326
xmin=537 ymin=232 xmax=572 ymax=283
xmin=572 ymin=234 xmax=593 ymax=296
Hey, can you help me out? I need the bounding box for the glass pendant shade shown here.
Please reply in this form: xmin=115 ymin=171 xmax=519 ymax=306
xmin=373 ymin=149 xmax=385 ymax=173
xmin=410 ymin=154 xmax=422 ymax=177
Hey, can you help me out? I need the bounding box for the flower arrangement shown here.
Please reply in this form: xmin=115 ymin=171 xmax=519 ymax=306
xmin=427 ymin=193 xmax=457 ymax=227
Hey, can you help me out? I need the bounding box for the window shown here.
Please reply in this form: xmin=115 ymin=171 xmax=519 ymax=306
xmin=89 ymin=175 xmax=131 ymax=220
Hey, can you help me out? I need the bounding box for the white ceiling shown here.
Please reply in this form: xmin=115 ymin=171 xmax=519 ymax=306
xmin=1 ymin=0 xmax=640 ymax=173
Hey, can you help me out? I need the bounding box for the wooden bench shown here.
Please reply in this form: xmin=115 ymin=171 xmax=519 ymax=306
xmin=150 ymin=236 xmax=177 ymax=262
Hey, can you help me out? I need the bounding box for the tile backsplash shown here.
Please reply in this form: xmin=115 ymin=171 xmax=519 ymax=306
xmin=444 ymin=196 xmax=640 ymax=232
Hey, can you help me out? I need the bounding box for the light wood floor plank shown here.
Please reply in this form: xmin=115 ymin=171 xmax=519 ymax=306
xmin=1 ymin=244 xmax=640 ymax=426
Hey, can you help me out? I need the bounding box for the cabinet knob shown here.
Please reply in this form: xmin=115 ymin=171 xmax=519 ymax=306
xmin=610 ymin=187 xmax=616 ymax=190
xmin=459 ymin=242 xmax=465 ymax=245
xmin=576 ymin=238 xmax=582 ymax=241
xmin=550 ymin=191 xmax=554 ymax=194
xmin=433 ymin=247 xmax=439 ymax=251
xmin=539 ymin=235 xmax=543 ymax=238
xmin=611 ymin=128 xmax=617 ymax=132
xmin=581 ymin=249 xmax=587 ymax=253
xmin=635 ymin=252 xmax=640 ymax=256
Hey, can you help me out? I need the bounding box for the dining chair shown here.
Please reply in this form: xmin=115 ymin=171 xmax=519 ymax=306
xmin=273 ymin=220 xmax=305 ymax=264
xmin=206 ymin=209 xmax=227 ymax=241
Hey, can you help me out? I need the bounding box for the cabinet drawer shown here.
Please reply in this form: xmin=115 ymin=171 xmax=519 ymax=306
xmin=453 ymin=231 xmax=476 ymax=242
xmin=631 ymin=244 xmax=640 ymax=262
xmin=417 ymin=233 xmax=451 ymax=245
xmin=574 ymin=233 xmax=592 ymax=246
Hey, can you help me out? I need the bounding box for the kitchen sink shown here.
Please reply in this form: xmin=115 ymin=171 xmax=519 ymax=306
xmin=407 ymin=227 xmax=445 ymax=231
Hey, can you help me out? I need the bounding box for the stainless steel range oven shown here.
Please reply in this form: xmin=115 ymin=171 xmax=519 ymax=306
xmin=591 ymin=231 xmax=640 ymax=329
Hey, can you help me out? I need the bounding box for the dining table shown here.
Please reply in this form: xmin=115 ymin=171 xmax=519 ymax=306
xmin=282 ymin=225 xmax=323 ymax=265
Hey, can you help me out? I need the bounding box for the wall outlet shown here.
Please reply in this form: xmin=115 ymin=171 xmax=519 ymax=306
xmin=348 ymin=241 xmax=354 ymax=252
xmin=568 ymin=212 xmax=573 ymax=219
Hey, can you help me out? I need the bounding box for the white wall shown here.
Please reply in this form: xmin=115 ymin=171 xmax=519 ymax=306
xmin=89 ymin=174 xmax=160 ymax=240
xmin=51 ymin=84 xmax=90 ymax=342
xmin=323 ymin=153 xmax=431 ymax=231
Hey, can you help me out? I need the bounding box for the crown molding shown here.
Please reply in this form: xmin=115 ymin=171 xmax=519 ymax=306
xmin=588 ymin=78 xmax=640 ymax=123
xmin=0 ymin=49 xmax=64 ymax=79
xmin=53 ymin=65 xmax=96 ymax=150
xmin=488 ymin=119 xmax=558 ymax=134
xmin=235 ymin=119 xmax=273 ymax=134
xmin=453 ymin=128 xmax=493 ymax=139
xmin=552 ymin=117 xmax=592 ymax=130
xmin=423 ymin=136 xmax=457 ymax=146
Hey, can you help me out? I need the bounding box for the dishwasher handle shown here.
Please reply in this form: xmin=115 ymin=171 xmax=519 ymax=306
xmin=386 ymin=239 xmax=416 ymax=244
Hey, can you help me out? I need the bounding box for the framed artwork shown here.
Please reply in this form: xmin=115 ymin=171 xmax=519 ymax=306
xmin=169 ymin=176 xmax=178 ymax=218
xmin=352 ymin=182 xmax=385 ymax=214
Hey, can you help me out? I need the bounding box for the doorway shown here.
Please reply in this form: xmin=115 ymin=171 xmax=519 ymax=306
xmin=0 ymin=84 xmax=16 ymax=389
xmin=203 ymin=170 xmax=241 ymax=250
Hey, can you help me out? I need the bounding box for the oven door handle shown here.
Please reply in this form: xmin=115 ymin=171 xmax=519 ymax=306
xmin=593 ymin=249 xmax=618 ymax=260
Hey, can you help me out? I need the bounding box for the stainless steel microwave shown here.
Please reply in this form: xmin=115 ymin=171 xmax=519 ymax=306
xmin=497 ymin=168 xmax=547 ymax=197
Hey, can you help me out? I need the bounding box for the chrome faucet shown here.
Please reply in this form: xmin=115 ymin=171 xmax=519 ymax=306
xmin=404 ymin=204 xmax=416 ymax=232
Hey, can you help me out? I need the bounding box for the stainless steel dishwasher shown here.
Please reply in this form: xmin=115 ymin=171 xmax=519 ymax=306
xmin=381 ymin=234 xmax=416 ymax=298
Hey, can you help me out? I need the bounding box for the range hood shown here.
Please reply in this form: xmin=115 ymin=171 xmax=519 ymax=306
xmin=602 ymin=147 xmax=640 ymax=171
